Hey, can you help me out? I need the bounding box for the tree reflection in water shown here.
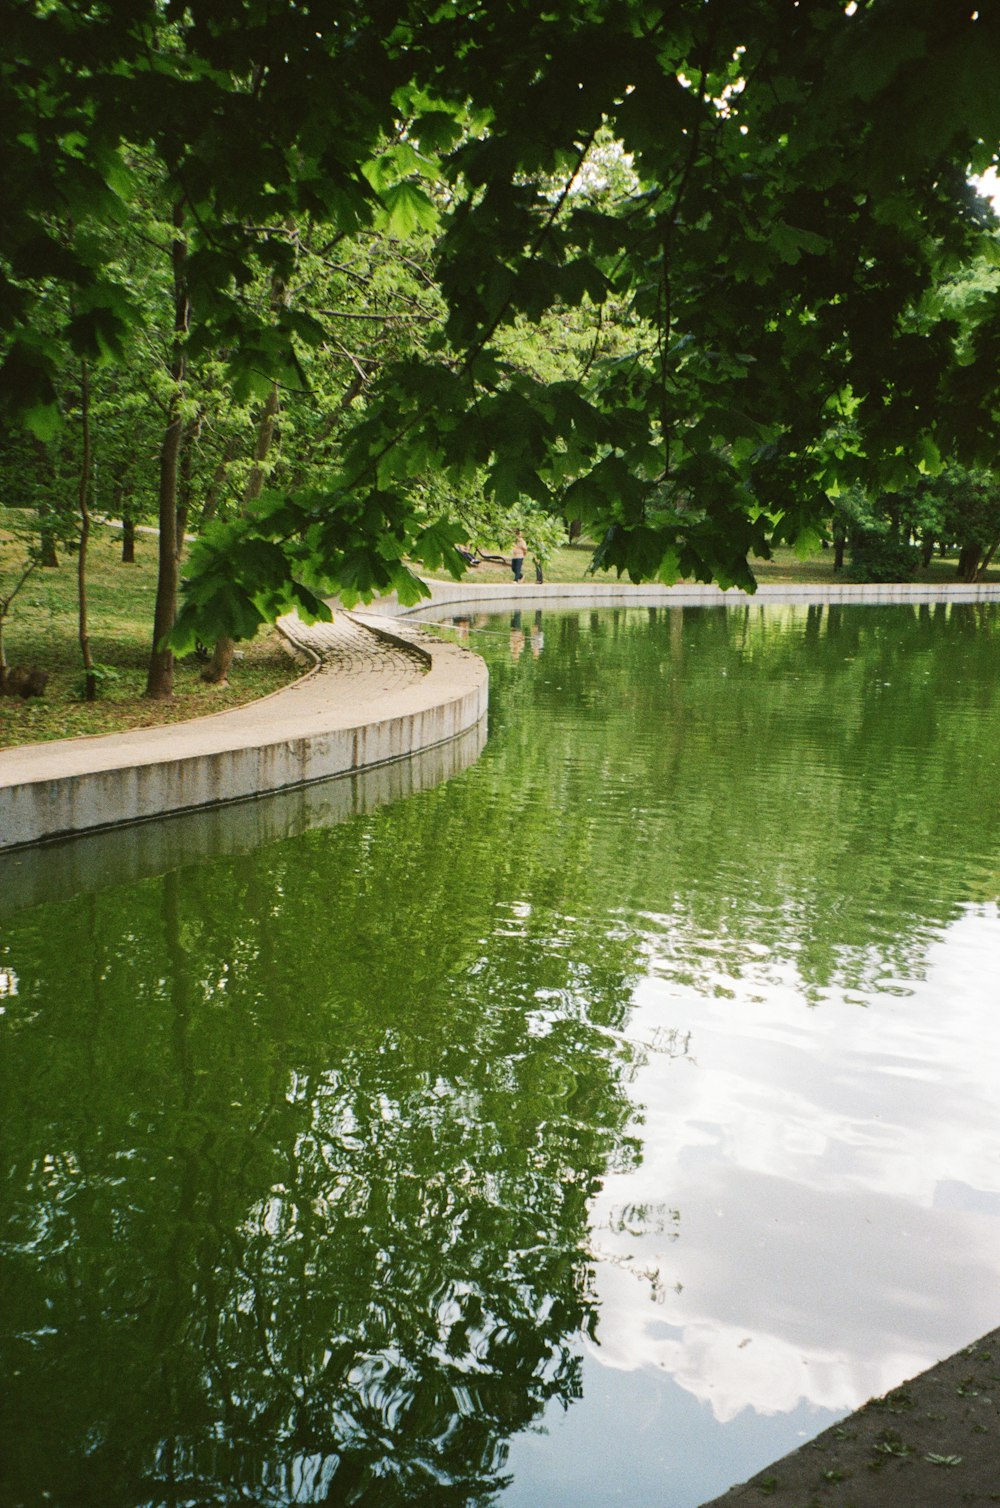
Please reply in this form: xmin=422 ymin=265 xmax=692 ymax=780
xmin=1 ymin=845 xmax=643 ymax=1506
xmin=4 ymin=602 xmax=1000 ymax=1506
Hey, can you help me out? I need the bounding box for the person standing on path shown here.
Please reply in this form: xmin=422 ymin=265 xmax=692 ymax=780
xmin=510 ymin=531 xmax=527 ymax=583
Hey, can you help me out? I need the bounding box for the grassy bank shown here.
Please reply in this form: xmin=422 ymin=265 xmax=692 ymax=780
xmin=0 ymin=516 xmax=299 ymax=749
xmin=428 ymin=537 xmax=1000 ymax=588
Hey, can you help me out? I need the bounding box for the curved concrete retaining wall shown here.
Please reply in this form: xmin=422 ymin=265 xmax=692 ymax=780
xmin=0 ymin=721 xmax=487 ymax=915
xmin=0 ymin=620 xmax=488 ymax=853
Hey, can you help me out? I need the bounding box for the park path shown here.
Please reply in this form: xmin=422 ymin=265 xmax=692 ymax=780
xmin=0 ymin=610 xmax=487 ymax=849
xmin=0 ymin=612 xmax=432 ymax=785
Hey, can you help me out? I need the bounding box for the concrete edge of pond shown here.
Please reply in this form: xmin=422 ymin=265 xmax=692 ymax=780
xmin=697 ymin=1325 xmax=1000 ymax=1508
xmin=363 ymin=578 xmax=1000 ymax=617
xmin=0 ymin=610 xmax=488 ymax=852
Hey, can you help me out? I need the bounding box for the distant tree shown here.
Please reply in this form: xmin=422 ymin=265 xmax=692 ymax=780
xmin=912 ymin=465 xmax=1000 ymax=582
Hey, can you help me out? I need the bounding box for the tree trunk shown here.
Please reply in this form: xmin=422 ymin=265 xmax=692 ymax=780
xmin=146 ymin=202 xmax=189 ymax=700
xmin=39 ymin=524 xmax=59 ymax=568
xmin=176 ymin=417 xmax=197 ymax=558
xmin=957 ymin=541 xmax=980 ymax=584
xmin=202 ymin=257 xmax=287 ymax=687
xmin=0 ymin=557 xmax=38 ymax=692
xmin=201 ymin=380 xmax=280 ymax=686
xmin=121 ymin=506 xmax=136 ymax=564
xmin=197 ymin=436 xmax=239 ymax=530
xmin=77 ymin=358 xmax=96 ymax=700
xmin=975 ymin=536 xmax=1000 ymax=582
xmin=833 ymin=529 xmax=846 ymax=571
xmin=31 ymin=440 xmax=60 ymax=566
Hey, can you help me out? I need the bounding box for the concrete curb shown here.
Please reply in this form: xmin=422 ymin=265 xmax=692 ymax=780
xmin=0 ymin=721 xmax=487 ymax=918
xmin=366 ymin=579 xmax=1000 ymax=617
xmin=0 ymin=612 xmax=487 ymax=853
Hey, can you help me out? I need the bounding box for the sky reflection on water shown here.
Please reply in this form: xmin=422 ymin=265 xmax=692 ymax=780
xmin=587 ymin=906 xmax=1000 ymax=1414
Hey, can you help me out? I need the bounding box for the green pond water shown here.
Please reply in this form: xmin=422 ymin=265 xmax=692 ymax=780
xmin=2 ymin=601 xmax=1000 ymax=1507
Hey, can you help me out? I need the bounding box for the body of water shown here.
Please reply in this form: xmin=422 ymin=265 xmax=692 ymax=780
xmin=2 ymin=602 xmax=999 ymax=1506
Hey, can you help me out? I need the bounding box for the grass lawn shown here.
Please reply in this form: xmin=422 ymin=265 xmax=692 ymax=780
xmin=427 ymin=538 xmax=1000 ymax=588
xmin=0 ymin=513 xmax=299 ymax=749
xmin=2 ymin=513 xmax=997 ymax=750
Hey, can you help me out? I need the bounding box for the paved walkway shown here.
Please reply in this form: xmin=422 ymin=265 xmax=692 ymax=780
xmin=1 ymin=612 xmax=429 ymax=783
xmin=0 ymin=610 xmax=488 ymax=850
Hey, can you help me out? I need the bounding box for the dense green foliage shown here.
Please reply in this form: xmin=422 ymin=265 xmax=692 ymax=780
xmin=2 ymin=1 xmax=1000 ymax=684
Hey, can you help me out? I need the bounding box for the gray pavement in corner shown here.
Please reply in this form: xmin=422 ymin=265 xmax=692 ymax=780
xmin=0 ymin=610 xmax=488 ymax=850
xmin=700 ymin=1328 xmax=1000 ymax=1508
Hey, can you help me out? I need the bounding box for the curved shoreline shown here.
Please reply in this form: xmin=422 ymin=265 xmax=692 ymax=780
xmin=0 ymin=610 xmax=487 ymax=853
xmin=2 ymin=579 xmax=998 ymax=855
xmin=385 ymin=576 xmax=1000 ymax=616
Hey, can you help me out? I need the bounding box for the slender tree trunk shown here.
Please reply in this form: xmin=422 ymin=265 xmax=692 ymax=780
xmin=957 ymin=541 xmax=980 ymax=584
xmin=202 ymin=257 xmax=289 ymax=688
xmin=120 ymin=490 xmax=136 ymax=563
xmin=201 ymin=382 xmax=280 ymax=685
xmin=833 ymin=528 xmax=846 ymax=571
xmin=197 ymin=436 xmax=239 ymax=529
xmin=146 ymin=202 xmax=189 ymax=700
xmin=0 ymin=558 xmax=38 ymax=692
xmin=77 ymin=358 xmax=96 ymax=700
xmin=975 ymin=536 xmax=1000 ymax=581
xmin=31 ymin=440 xmax=60 ymax=566
xmin=176 ymin=417 xmax=197 ymax=558
xmin=39 ymin=523 xmax=59 ymax=568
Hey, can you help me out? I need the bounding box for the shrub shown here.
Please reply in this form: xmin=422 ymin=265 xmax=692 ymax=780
xmin=847 ymin=529 xmax=920 ymax=583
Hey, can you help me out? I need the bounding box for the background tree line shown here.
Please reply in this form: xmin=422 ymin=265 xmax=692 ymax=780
xmin=2 ymin=0 xmax=1000 ymax=700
